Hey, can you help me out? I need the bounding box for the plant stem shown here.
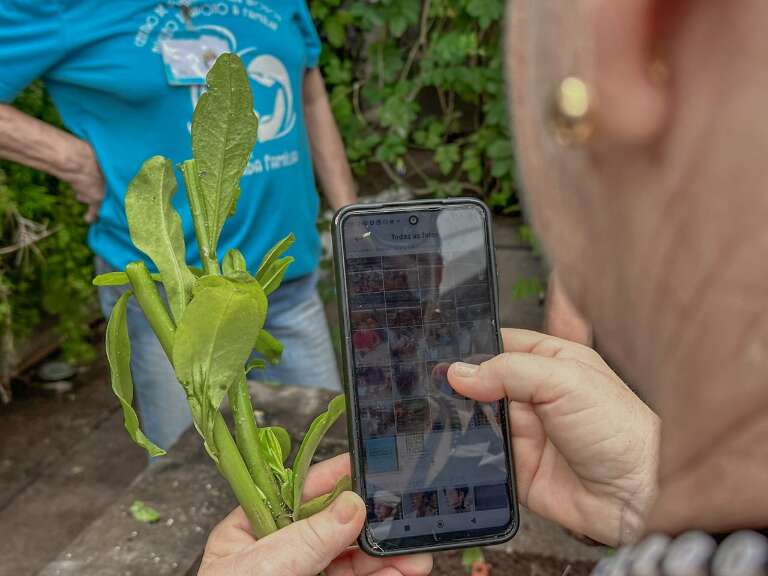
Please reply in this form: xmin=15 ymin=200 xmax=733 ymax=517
xmin=228 ymin=374 xmax=289 ymax=527
xmin=180 ymin=159 xmax=220 ymax=276
xmin=213 ymin=412 xmax=277 ymax=538
xmin=295 ymin=475 xmax=351 ymax=520
xmin=125 ymin=262 xmax=175 ymax=358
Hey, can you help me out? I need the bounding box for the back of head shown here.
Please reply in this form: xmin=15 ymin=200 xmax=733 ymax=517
xmin=506 ymin=0 xmax=768 ymax=534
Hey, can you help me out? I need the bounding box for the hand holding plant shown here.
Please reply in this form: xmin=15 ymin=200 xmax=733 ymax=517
xmin=95 ymin=54 xmax=349 ymax=539
xmin=199 ymin=454 xmax=433 ymax=576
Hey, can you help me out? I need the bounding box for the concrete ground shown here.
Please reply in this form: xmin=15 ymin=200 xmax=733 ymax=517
xmin=0 ymin=217 xmax=607 ymax=576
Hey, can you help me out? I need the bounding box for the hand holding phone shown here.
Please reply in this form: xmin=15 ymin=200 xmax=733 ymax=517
xmin=333 ymin=199 xmax=519 ymax=556
xmin=449 ymin=328 xmax=661 ymax=547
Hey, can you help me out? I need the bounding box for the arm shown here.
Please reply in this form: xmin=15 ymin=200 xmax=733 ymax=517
xmin=0 ymin=103 xmax=104 ymax=222
xmin=302 ymin=69 xmax=356 ymax=211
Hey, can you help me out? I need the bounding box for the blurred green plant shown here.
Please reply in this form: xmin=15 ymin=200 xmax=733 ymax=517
xmin=310 ymin=0 xmax=519 ymax=212
xmin=0 ymin=82 xmax=95 ymax=401
xmin=462 ymin=546 xmax=490 ymax=574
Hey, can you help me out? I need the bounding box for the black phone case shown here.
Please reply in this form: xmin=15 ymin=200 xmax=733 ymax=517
xmin=332 ymin=198 xmax=520 ymax=557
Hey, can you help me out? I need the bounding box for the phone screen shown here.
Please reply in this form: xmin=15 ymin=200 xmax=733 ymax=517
xmin=338 ymin=203 xmax=516 ymax=552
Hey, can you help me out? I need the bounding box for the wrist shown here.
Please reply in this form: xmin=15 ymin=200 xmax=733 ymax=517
xmin=619 ymin=412 xmax=661 ymax=545
xmin=56 ymin=138 xmax=95 ymax=183
xmin=328 ymin=186 xmax=357 ymax=212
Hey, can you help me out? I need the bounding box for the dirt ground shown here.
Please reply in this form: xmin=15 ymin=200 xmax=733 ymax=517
xmin=433 ymin=549 xmax=593 ymax=576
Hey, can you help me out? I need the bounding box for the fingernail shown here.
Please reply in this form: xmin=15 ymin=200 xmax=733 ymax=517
xmin=331 ymin=491 xmax=360 ymax=524
xmin=452 ymin=362 xmax=479 ymax=377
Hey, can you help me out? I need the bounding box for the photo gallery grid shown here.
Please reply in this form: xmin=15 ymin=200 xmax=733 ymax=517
xmin=366 ymin=483 xmax=510 ymax=525
xmin=347 ymin=251 xmax=500 ymax=477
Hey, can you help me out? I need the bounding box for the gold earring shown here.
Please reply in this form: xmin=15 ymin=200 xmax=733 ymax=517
xmin=549 ymin=76 xmax=594 ymax=146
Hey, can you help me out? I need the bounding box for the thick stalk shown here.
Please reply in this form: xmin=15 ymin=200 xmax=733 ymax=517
xmin=180 ymin=159 xmax=220 ymax=275
xmin=213 ymin=412 xmax=277 ymax=538
xmin=125 ymin=262 xmax=175 ymax=357
xmin=228 ymin=374 xmax=290 ymax=527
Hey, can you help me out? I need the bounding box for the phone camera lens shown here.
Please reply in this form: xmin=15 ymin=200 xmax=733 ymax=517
xmin=409 ymin=215 xmax=419 ymax=225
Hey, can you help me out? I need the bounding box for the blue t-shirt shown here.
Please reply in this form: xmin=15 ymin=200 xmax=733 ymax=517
xmin=0 ymin=1 xmax=322 ymax=280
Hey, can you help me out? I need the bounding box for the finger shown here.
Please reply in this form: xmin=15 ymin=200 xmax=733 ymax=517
xmin=302 ymin=453 xmax=352 ymax=501
xmin=204 ymin=507 xmax=258 ymax=558
xmin=249 ymin=491 xmax=366 ymax=576
xmin=501 ymin=328 xmax=605 ymax=367
xmin=447 ymin=352 xmax=577 ymax=404
xmin=502 ymin=328 xmax=589 ymax=355
xmin=369 ymin=568 xmax=405 ymax=576
xmin=326 ymin=547 xmax=432 ymax=576
xmin=500 ymin=328 xmax=559 ymax=352
xmin=348 ymin=551 xmax=433 ymax=575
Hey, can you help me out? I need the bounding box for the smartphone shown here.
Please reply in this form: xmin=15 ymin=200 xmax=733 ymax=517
xmin=332 ymin=198 xmax=519 ymax=556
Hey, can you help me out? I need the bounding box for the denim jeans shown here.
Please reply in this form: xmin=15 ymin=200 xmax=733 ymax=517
xmin=96 ymin=258 xmax=341 ymax=451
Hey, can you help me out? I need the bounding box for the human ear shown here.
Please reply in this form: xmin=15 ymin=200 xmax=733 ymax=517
xmin=589 ymin=0 xmax=673 ymax=143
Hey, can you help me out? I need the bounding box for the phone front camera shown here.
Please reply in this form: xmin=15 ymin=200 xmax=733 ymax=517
xmin=409 ymin=215 xmax=419 ymax=226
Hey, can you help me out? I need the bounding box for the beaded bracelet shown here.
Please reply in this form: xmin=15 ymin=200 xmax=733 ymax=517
xmin=591 ymin=529 xmax=768 ymax=576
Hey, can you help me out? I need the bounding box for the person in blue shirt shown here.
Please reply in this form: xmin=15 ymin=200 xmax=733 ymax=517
xmin=0 ymin=1 xmax=356 ymax=451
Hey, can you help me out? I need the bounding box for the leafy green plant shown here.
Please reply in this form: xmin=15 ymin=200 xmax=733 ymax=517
xmin=95 ymin=54 xmax=347 ymax=536
xmin=0 ymin=83 xmax=95 ymax=401
xmin=309 ymin=0 xmax=519 ymax=212
xmin=462 ymin=546 xmax=491 ymax=574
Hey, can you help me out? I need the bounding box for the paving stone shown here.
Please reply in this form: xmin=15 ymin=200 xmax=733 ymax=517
xmin=38 ymin=384 xmax=345 ymax=576
xmin=493 ymin=220 xmax=548 ymax=331
xmin=0 ymin=355 xmax=145 ymax=576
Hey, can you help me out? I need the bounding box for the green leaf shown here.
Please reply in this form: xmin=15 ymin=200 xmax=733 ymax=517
xmin=379 ymin=95 xmax=418 ymax=136
xmin=125 ymin=156 xmax=195 ymax=323
xmin=106 ymin=291 xmax=165 ymax=457
xmin=191 ymin=53 xmax=259 ymax=255
xmin=93 ymin=271 xmax=162 ymax=286
xmin=466 ymin=0 xmax=504 ymax=29
xmin=253 ymin=328 xmax=283 ymax=364
xmin=245 ymin=359 xmax=266 ymax=372
xmin=196 ymin=272 xmax=268 ymax=323
xmin=295 ymin=475 xmax=352 ymax=520
xmin=129 ymin=500 xmax=161 ymax=524
xmin=259 ymin=427 xmax=290 ymax=483
xmin=280 ymin=474 xmax=294 ymax=506
xmin=511 ymin=276 xmax=544 ymax=301
xmin=435 ymin=144 xmax=460 ymax=175
xmin=413 ymin=120 xmax=443 ymax=150
xmin=462 ymin=547 xmax=486 ymax=572
xmin=324 ymin=13 xmax=348 ymax=47
xmin=222 ymin=248 xmax=247 ymax=275
xmin=172 ymin=283 xmax=264 ymax=456
xmin=260 ymin=256 xmax=294 ymax=296
xmin=291 ymin=394 xmax=346 ymax=512
xmin=260 ymin=426 xmax=291 ymax=463
xmin=255 ymin=234 xmax=295 ymax=283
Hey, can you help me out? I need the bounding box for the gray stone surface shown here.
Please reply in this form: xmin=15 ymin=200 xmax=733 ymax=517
xmin=494 ymin=508 xmax=607 ymax=562
xmin=38 ymin=384 xmax=345 ymax=576
xmin=493 ymin=217 xmax=547 ymax=330
xmin=0 ymin=356 xmax=146 ymax=576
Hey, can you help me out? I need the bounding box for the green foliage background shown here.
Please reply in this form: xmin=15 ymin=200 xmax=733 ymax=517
xmin=309 ymin=0 xmax=518 ymax=211
xmin=0 ymin=82 xmax=95 ymax=375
